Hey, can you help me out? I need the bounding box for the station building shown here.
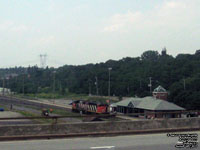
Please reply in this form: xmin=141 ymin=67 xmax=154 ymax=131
xmin=112 ymin=86 xmax=185 ymax=119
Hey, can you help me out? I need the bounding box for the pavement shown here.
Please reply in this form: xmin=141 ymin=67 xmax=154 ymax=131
xmin=0 ymin=111 xmax=22 ymax=118
xmin=0 ymin=131 xmax=199 ymax=150
xmin=116 ymin=115 xmax=140 ymax=121
xmin=0 ymin=99 xmax=81 ymax=123
xmin=0 ymin=111 xmax=35 ymax=125
xmin=37 ymin=98 xmax=72 ymax=108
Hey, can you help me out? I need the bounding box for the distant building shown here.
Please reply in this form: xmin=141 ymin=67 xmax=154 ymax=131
xmin=113 ymin=97 xmax=185 ymax=118
xmin=153 ymin=85 xmax=168 ymax=101
xmin=0 ymin=87 xmax=11 ymax=95
xmin=4 ymin=73 xmax=18 ymax=80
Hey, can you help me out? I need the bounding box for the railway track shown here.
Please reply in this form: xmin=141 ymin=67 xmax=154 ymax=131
xmin=0 ymin=96 xmax=71 ymax=111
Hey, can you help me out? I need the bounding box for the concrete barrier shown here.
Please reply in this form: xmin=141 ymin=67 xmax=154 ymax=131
xmin=0 ymin=117 xmax=199 ymax=136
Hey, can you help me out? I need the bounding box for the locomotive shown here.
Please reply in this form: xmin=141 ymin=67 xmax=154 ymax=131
xmin=72 ymin=100 xmax=109 ymax=114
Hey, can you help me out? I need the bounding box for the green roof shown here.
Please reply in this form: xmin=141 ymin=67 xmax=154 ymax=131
xmin=113 ymin=97 xmax=141 ymax=107
xmin=153 ymin=85 xmax=167 ymax=93
xmin=114 ymin=96 xmax=185 ymax=111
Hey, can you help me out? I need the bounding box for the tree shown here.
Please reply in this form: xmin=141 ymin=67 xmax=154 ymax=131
xmin=141 ymin=50 xmax=160 ymax=61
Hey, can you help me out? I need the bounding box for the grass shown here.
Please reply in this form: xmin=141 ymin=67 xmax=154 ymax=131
xmin=16 ymin=110 xmax=38 ymax=117
xmin=12 ymin=92 xmax=118 ymax=110
xmin=51 ymin=109 xmax=83 ymax=120
xmin=15 ymin=93 xmax=64 ymax=100
xmin=15 ymin=110 xmax=57 ymax=124
xmin=0 ymin=104 xmax=8 ymax=111
xmin=51 ymin=109 xmax=77 ymax=116
xmin=14 ymin=93 xmax=119 ymax=104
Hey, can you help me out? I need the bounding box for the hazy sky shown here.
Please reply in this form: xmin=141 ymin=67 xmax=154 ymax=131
xmin=0 ymin=0 xmax=200 ymax=68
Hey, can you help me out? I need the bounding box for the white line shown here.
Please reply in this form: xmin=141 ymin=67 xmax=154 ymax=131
xmin=90 ymin=146 xmax=115 ymax=149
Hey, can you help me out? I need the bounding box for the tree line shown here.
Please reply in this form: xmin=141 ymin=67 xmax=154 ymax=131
xmin=0 ymin=49 xmax=200 ymax=110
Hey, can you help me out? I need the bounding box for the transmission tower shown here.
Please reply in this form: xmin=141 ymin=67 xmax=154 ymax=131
xmin=39 ymin=54 xmax=47 ymax=68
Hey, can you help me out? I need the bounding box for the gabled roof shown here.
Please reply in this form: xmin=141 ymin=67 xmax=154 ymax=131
xmin=153 ymin=85 xmax=167 ymax=93
xmin=136 ymin=97 xmax=184 ymax=111
xmin=113 ymin=97 xmax=141 ymax=107
xmin=114 ymin=96 xmax=185 ymax=111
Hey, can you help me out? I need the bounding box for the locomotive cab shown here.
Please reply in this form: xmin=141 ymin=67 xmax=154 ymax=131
xmin=97 ymin=104 xmax=109 ymax=114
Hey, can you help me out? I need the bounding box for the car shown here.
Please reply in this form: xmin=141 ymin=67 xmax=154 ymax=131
xmin=186 ymin=112 xmax=199 ymax=117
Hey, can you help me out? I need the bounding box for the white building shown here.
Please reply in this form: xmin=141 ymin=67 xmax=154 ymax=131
xmin=0 ymin=87 xmax=11 ymax=95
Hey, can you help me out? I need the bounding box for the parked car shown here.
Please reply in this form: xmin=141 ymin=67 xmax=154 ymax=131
xmin=186 ymin=112 xmax=199 ymax=117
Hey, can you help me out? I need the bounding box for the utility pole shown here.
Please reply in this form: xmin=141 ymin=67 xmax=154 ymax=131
xmin=148 ymin=77 xmax=152 ymax=94
xmin=22 ymin=68 xmax=27 ymax=96
xmin=53 ymin=71 xmax=56 ymax=93
xmin=2 ymin=78 xmax=5 ymax=95
xmin=88 ymin=79 xmax=91 ymax=96
xmin=108 ymin=68 xmax=112 ymax=97
xmin=95 ymin=76 xmax=99 ymax=96
xmin=22 ymin=75 xmax=25 ymax=95
xmin=183 ymin=78 xmax=186 ymax=90
xmin=127 ymin=85 xmax=130 ymax=95
xmin=53 ymin=71 xmax=56 ymax=104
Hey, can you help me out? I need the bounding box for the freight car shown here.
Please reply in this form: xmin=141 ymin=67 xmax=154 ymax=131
xmin=72 ymin=100 xmax=109 ymax=114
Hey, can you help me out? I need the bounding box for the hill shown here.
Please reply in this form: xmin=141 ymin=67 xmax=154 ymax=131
xmin=1 ymin=49 xmax=200 ymax=110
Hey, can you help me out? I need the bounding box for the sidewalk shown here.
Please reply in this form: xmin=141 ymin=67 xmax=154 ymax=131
xmin=116 ymin=115 xmax=140 ymax=121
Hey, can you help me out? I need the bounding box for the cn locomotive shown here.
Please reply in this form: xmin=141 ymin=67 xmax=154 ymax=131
xmin=72 ymin=100 xmax=109 ymax=114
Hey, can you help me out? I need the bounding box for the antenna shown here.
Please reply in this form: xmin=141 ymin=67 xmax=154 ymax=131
xmin=39 ymin=54 xmax=47 ymax=68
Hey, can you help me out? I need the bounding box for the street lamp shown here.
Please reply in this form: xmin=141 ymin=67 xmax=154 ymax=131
xmin=108 ymin=68 xmax=112 ymax=97
xmin=53 ymin=71 xmax=56 ymax=104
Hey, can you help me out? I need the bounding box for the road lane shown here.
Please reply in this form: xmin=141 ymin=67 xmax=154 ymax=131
xmin=0 ymin=131 xmax=199 ymax=150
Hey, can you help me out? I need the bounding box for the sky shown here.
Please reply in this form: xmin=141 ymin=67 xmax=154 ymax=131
xmin=0 ymin=0 xmax=200 ymax=68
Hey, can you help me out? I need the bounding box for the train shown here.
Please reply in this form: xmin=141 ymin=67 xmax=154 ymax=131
xmin=71 ymin=100 xmax=110 ymax=114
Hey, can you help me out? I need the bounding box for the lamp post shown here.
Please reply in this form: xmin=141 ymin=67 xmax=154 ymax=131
xmin=22 ymin=74 xmax=25 ymax=95
xmin=108 ymin=68 xmax=112 ymax=97
xmin=95 ymin=76 xmax=99 ymax=96
xmin=53 ymin=71 xmax=56 ymax=104
xmin=2 ymin=78 xmax=5 ymax=96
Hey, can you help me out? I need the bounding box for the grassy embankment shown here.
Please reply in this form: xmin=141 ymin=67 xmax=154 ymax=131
xmin=15 ymin=93 xmax=119 ymax=104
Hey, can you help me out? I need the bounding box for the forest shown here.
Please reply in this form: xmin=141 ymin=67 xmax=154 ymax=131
xmin=0 ymin=49 xmax=200 ymax=110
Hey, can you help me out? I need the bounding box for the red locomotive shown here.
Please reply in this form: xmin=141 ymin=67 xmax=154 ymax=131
xmin=72 ymin=100 xmax=109 ymax=114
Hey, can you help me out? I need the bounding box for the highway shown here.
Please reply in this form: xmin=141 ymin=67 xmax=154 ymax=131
xmin=0 ymin=132 xmax=199 ymax=150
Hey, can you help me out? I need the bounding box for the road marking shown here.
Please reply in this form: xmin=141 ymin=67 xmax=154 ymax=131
xmin=90 ymin=146 xmax=115 ymax=149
